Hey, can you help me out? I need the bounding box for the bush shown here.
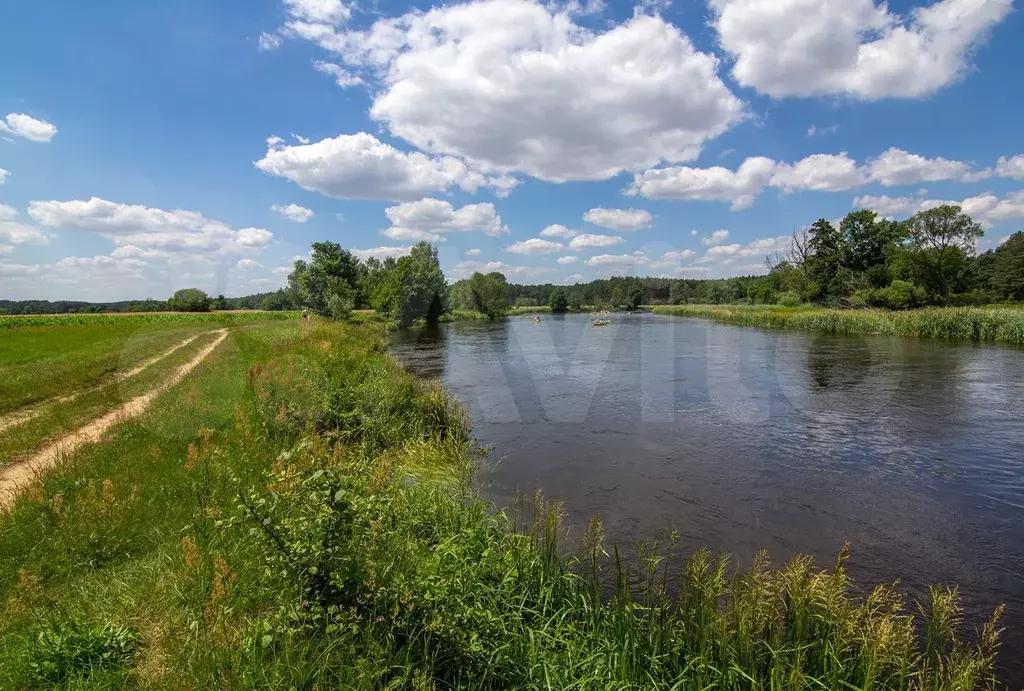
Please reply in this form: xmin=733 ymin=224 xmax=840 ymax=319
xmin=778 ymin=292 xmax=802 ymax=307
xmin=29 ymin=621 xmax=140 ymax=685
xmin=867 ymin=280 xmax=926 ymax=310
xmin=515 ymin=296 xmax=539 ymax=307
xmin=948 ymin=289 xmax=995 ymax=306
xmin=328 ymin=289 xmax=355 ymax=320
xmin=548 ymin=288 xmax=569 ymax=313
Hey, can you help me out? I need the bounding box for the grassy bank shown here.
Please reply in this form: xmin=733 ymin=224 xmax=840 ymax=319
xmin=0 ymin=310 xmax=299 ymax=330
xmin=652 ymin=304 xmax=1024 ymax=346
xmin=0 ymin=320 xmax=1005 ymax=688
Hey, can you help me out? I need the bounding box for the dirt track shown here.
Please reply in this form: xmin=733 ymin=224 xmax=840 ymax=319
xmin=0 ymin=329 xmax=229 ymax=509
xmin=0 ymin=332 xmax=206 ymax=436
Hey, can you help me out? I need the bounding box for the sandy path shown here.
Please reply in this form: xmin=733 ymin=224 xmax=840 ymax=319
xmin=0 ymin=332 xmax=205 ymax=435
xmin=0 ymin=329 xmax=229 ymax=509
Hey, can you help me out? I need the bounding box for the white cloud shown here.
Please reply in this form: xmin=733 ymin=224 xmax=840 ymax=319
xmin=585 ymin=252 xmax=647 ymax=267
xmin=853 ymin=194 xmax=923 ymax=217
xmin=267 ymin=135 xmax=286 ymax=148
xmin=272 ymin=266 xmax=293 ymax=275
xmin=352 ymin=245 xmax=412 ymax=260
xmin=771 ymin=153 xmax=867 ymax=192
xmin=0 ymin=220 xmax=49 ymax=245
xmin=569 ymin=233 xmax=625 ymax=250
xmin=28 ymin=197 xmax=272 ymax=258
xmin=0 ymin=204 xmax=16 ymax=221
xmin=284 ymin=0 xmax=351 ymax=25
xmin=702 ymin=229 xmax=731 ymax=247
xmin=271 ymin=203 xmax=315 ymax=222
xmin=382 ymin=198 xmax=507 ymax=244
xmin=0 ymin=113 xmax=58 ymax=142
xmin=996 ymin=155 xmax=1024 ymax=180
xmin=690 ymin=229 xmax=699 ymax=236
xmin=465 ymin=248 xmax=482 ymax=256
xmin=626 ymin=156 xmax=775 ymax=209
xmin=0 ymin=168 xmax=8 ymax=185
xmin=710 ymin=0 xmax=1012 ymax=100
xmin=292 ymin=133 xmax=311 ymax=144
xmin=582 ymin=207 xmax=653 ymax=231
xmin=313 ymin=60 xmax=364 ymax=87
xmin=259 ymin=32 xmax=283 ymax=51
xmin=807 ymin=124 xmax=839 ymax=137
xmin=308 ymin=0 xmax=744 ymax=182
xmin=237 ymin=258 xmax=262 ymax=269
xmin=557 ymin=255 xmax=578 ymax=264
xmin=699 ymin=235 xmax=790 ymax=267
xmin=867 ymin=147 xmax=988 ymax=185
xmin=854 ymin=190 xmax=1024 ymax=226
xmin=505 ymin=238 xmax=563 ymax=255
xmin=539 ymin=224 xmax=578 ymax=239
xmin=450 ymin=259 xmax=555 ymax=280
xmin=255 ymin=132 xmax=508 ymax=201
xmin=563 ymin=273 xmax=585 ymax=283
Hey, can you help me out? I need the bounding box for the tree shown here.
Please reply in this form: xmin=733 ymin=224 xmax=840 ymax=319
xmin=260 ymin=289 xmax=294 ymax=311
xmin=212 ymin=294 xmax=228 ymax=311
xmin=840 ymin=209 xmax=903 ymax=275
xmin=902 ymin=205 xmax=984 ymax=302
xmin=374 ymin=242 xmax=448 ymax=328
xmin=468 ymin=271 xmax=509 ymax=319
xmin=549 ymin=287 xmax=569 ymax=313
xmin=981 ymin=231 xmax=1024 ymax=301
xmin=327 ymin=283 xmax=355 ymax=320
xmin=168 ymin=288 xmax=211 ymax=312
xmin=288 ymin=242 xmax=361 ymax=316
xmin=806 ymin=218 xmax=845 ymax=302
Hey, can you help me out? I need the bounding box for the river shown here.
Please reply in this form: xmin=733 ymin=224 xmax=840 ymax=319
xmin=390 ymin=311 xmax=1024 ymax=679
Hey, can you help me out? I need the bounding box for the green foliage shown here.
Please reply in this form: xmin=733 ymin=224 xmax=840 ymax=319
xmin=327 ymin=283 xmax=355 ymax=320
xmin=548 ymin=287 xmax=569 ymax=313
xmin=29 ymin=620 xmax=140 ymax=685
xmin=900 ymin=205 xmax=985 ymax=302
xmin=777 ymin=291 xmax=802 ymax=307
xmin=373 ymin=242 xmax=448 ymax=328
xmin=866 ymin=280 xmax=927 ymax=310
xmin=0 ymin=311 xmax=297 ymax=330
xmin=466 ymin=271 xmax=510 ymax=319
xmin=979 ymin=231 xmax=1024 ymax=301
xmin=168 ymin=288 xmax=211 ymax=312
xmin=260 ymin=289 xmax=295 ymax=311
xmin=288 ymin=242 xmax=362 ymax=316
xmin=514 ymin=296 xmax=538 ymax=307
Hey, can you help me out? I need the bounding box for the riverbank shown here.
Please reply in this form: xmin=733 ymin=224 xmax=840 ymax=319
xmin=0 ymin=319 xmax=1004 ymax=688
xmin=652 ymin=304 xmax=1024 ymax=346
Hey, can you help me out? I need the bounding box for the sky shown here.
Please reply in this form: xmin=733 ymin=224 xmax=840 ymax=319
xmin=1 ymin=0 xmax=1022 ymax=301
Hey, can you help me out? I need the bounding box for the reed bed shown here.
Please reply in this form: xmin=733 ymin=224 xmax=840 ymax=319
xmin=652 ymin=304 xmax=1024 ymax=346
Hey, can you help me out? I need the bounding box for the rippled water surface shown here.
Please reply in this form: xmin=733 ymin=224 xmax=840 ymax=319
xmin=390 ymin=312 xmax=1024 ymax=679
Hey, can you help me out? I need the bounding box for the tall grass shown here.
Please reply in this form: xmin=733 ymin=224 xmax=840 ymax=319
xmin=652 ymin=304 xmax=1024 ymax=346
xmin=0 ymin=311 xmax=299 ymax=329
xmin=0 ymin=320 xmax=1006 ymax=688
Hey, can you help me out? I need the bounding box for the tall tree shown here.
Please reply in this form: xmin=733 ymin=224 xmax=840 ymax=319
xmin=548 ymin=287 xmax=569 ymax=313
xmin=902 ymin=205 xmax=984 ymax=302
xmin=468 ymin=271 xmax=510 ymax=319
xmin=288 ymin=242 xmax=362 ymax=316
xmin=375 ymin=242 xmax=448 ymax=328
xmin=806 ymin=219 xmax=844 ymax=301
xmin=840 ymin=209 xmax=903 ymax=275
xmin=168 ymin=288 xmax=211 ymax=312
xmin=986 ymin=231 xmax=1024 ymax=301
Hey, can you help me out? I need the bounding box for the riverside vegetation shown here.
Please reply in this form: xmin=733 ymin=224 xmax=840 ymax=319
xmin=0 ymin=317 xmax=1006 ymax=689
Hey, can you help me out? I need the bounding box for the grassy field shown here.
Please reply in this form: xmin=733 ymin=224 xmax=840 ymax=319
xmin=652 ymin=304 xmax=1024 ymax=346
xmin=0 ymin=318 xmax=1005 ymax=689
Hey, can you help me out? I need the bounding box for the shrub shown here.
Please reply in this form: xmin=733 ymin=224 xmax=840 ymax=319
xmin=327 ymin=290 xmax=355 ymax=320
xmin=548 ymin=288 xmax=569 ymax=313
xmin=868 ymin=280 xmax=926 ymax=310
xmin=778 ymin=292 xmax=802 ymax=307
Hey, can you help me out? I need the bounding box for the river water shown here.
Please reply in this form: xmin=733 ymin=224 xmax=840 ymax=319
xmin=390 ymin=312 xmax=1024 ymax=679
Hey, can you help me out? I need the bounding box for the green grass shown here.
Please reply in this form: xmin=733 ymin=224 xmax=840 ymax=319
xmin=652 ymin=304 xmax=1024 ymax=346
xmin=0 ymin=320 xmax=1006 ymax=689
xmin=0 ymin=310 xmax=299 ymax=330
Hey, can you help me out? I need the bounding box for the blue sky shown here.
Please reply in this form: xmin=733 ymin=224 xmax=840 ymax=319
xmin=1 ymin=0 xmax=1022 ymax=301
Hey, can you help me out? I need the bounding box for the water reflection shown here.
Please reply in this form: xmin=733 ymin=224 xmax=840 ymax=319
xmin=390 ymin=312 xmax=1024 ymax=679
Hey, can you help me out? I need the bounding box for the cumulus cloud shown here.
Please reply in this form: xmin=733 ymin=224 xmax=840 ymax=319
xmin=313 ymin=60 xmax=364 ymax=87
xmin=569 ymin=233 xmax=625 ymax=250
xmin=626 ymin=156 xmax=776 ymax=209
xmin=450 ymin=259 xmax=555 ymax=280
xmin=698 ymin=236 xmax=791 ymax=268
xmin=854 ymin=190 xmax=1024 ymax=226
xmin=0 ymin=204 xmax=16 ymax=221
xmin=382 ymin=197 xmax=507 ymax=242
xmin=539 ymin=224 xmax=578 ymax=239
xmin=259 ymin=32 xmax=283 ymax=51
xmin=807 ymin=124 xmax=839 ymax=137
xmin=237 ymin=258 xmax=262 ymax=269
xmin=710 ymin=0 xmax=1012 ymax=100
xmin=996 ymin=155 xmax=1024 ymax=180
xmin=271 ymin=203 xmax=315 ymax=222
xmin=557 ymin=255 xmax=578 ymax=264
xmin=352 ymin=246 xmax=412 ymax=260
xmin=866 ymin=147 xmax=989 ymax=185
xmin=770 ymin=153 xmax=867 ymax=192
xmin=28 ymin=197 xmax=272 ymax=259
xmin=290 ymin=0 xmax=745 ymax=182
xmin=505 ymin=238 xmax=563 ymax=255
xmin=585 ymin=253 xmax=647 ymax=267
xmin=702 ymin=229 xmax=731 ymax=247
xmin=255 ymin=132 xmax=511 ymax=201
xmin=852 ymin=194 xmax=923 ymax=217
xmin=0 ymin=220 xmax=50 ymax=246
xmin=563 ymin=273 xmax=585 ymax=283
xmin=465 ymin=248 xmax=482 ymax=256
xmin=284 ymin=0 xmax=351 ymax=25
xmin=0 ymin=168 xmax=8 ymax=185
xmin=582 ymin=207 xmax=653 ymax=231
xmin=0 ymin=113 xmax=58 ymax=142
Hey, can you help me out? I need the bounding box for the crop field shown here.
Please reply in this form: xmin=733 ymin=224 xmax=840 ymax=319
xmin=0 ymin=316 xmax=1005 ymax=689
